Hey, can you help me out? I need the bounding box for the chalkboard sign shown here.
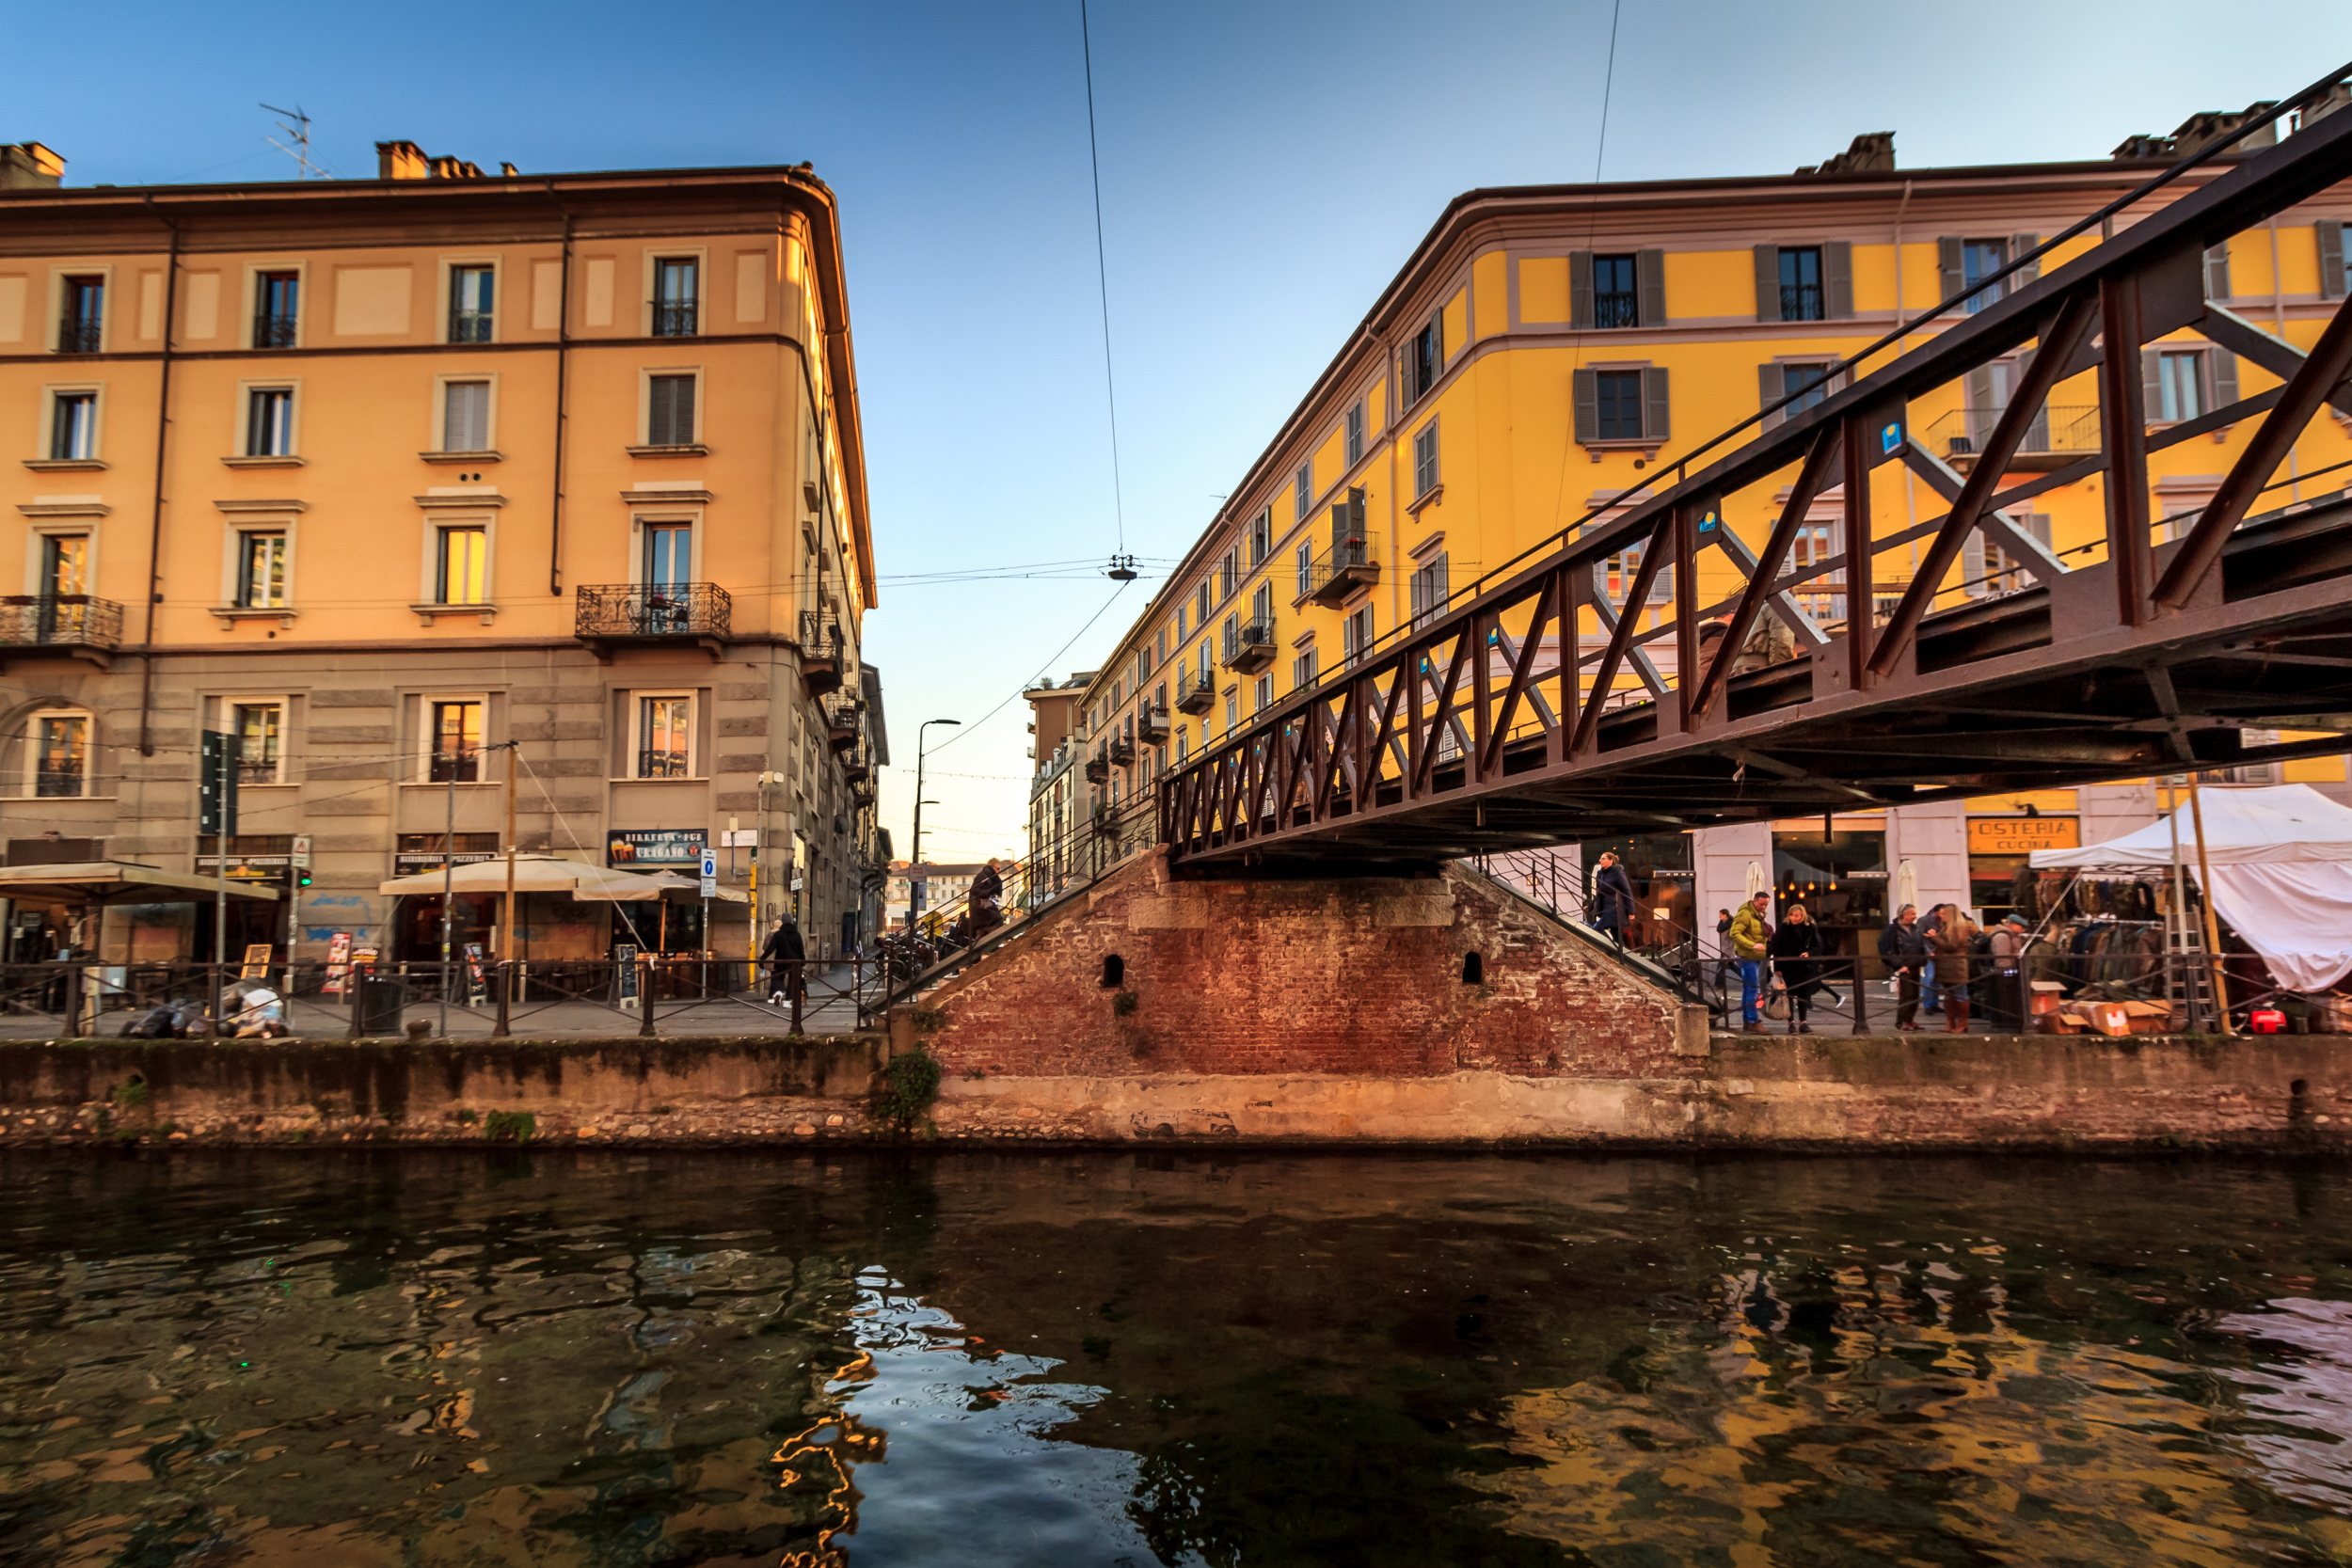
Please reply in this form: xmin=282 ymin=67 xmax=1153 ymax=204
xmin=615 ymin=942 xmax=639 ymax=1003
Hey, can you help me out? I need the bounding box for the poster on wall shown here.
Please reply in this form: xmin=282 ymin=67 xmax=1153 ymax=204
xmin=322 ymin=931 xmax=355 ymax=994
xmin=461 ymin=942 xmax=488 ymax=1006
xmin=607 ymin=829 xmax=708 ymax=866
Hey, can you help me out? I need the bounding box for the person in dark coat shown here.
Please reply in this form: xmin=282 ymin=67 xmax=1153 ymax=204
xmin=1768 ymin=901 xmax=1826 ymax=1034
xmin=759 ymin=915 xmax=806 ymax=1006
xmin=1592 ymin=852 xmax=1636 ymax=946
xmin=1879 ymin=904 xmax=1927 ymax=1031
xmin=1926 ymin=905 xmax=1979 ymax=1032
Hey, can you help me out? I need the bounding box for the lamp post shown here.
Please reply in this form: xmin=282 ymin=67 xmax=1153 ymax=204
xmin=910 ymin=718 xmax=961 ymax=925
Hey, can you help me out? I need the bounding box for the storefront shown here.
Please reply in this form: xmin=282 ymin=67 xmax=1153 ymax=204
xmin=1579 ymin=831 xmax=1694 ymax=954
xmin=1770 ymin=826 xmax=1888 ymax=966
xmin=1967 ymin=812 xmax=2081 ymax=925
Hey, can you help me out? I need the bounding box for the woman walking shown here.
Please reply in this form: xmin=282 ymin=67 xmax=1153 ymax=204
xmin=1768 ymin=902 xmax=1826 ymax=1035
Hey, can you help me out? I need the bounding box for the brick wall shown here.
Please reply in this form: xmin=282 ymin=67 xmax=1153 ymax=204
xmin=917 ymin=852 xmax=1685 ymax=1079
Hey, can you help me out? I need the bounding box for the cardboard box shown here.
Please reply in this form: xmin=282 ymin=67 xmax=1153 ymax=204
xmin=2030 ymin=981 xmax=2065 ymax=1016
xmin=2039 ymin=1012 xmax=2088 ymax=1035
xmin=2121 ymin=999 xmax=2174 ymax=1036
xmin=2082 ymin=1001 xmax=2134 ymax=1037
xmin=2313 ymin=994 xmax=2352 ymax=1035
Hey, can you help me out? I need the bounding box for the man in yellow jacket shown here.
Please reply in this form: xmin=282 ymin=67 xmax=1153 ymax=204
xmin=1730 ymin=892 xmax=1772 ymax=1034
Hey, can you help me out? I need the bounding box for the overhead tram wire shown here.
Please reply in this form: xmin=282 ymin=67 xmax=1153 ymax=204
xmin=928 ymin=577 xmax=1136 ymax=754
xmin=1079 ymin=0 xmax=1133 ymax=581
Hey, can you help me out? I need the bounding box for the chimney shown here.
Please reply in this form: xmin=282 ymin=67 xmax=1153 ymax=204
xmin=0 ymin=142 xmax=64 ymax=190
xmin=376 ymin=139 xmax=428 ymax=180
xmin=2170 ymin=102 xmax=2279 ymax=159
xmin=1807 ymin=133 xmax=1896 ymax=176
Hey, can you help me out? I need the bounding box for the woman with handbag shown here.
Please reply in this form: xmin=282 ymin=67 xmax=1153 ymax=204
xmin=1768 ymin=902 xmax=1826 ymax=1035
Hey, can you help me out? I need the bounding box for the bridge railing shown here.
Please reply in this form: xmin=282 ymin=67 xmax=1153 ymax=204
xmin=1160 ymin=60 xmax=2352 ymax=865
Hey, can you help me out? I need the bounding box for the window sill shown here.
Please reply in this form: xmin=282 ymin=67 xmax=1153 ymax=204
xmin=210 ymin=606 xmax=298 ymax=629
xmin=411 ymin=601 xmax=500 ymax=626
xmin=398 ymin=780 xmax=500 ymax=789
xmin=1581 ymin=439 xmax=1662 ymax=462
xmin=1406 ymin=483 xmax=1445 ymax=516
xmin=222 ymin=454 xmax=305 ymax=468
xmin=23 ymin=458 xmax=107 ymax=472
xmin=610 ymin=774 xmax=707 ymax=784
xmin=626 ymin=444 xmax=710 ymax=458
xmin=420 ymin=450 xmax=503 ymax=465
xmin=10 ymin=793 xmax=117 ymax=802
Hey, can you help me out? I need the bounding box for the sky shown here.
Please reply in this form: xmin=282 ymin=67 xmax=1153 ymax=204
xmin=9 ymin=2 xmax=2348 ymax=864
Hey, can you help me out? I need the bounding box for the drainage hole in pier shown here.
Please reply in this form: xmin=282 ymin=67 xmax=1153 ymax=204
xmin=1462 ymin=952 xmax=1485 ymax=985
xmin=1101 ymin=954 xmax=1124 ymax=988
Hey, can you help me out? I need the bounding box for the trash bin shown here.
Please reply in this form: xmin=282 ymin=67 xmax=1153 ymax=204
xmin=357 ymin=976 xmax=406 ymax=1036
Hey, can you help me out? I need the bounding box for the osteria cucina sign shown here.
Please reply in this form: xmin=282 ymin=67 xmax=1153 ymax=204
xmin=1967 ymin=816 xmax=2081 ymax=852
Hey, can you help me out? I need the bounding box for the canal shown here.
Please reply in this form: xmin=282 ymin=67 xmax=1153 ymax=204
xmin=4 ymin=1149 xmax=2350 ymax=1565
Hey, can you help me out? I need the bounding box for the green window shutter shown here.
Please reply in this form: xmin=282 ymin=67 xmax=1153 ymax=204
xmin=1937 ymin=237 xmax=1963 ymax=303
xmin=2210 ymin=348 xmax=2238 ymax=411
xmin=2204 ymin=243 xmax=2232 ymax=301
xmin=1568 ymin=252 xmax=1593 ymax=331
xmin=1636 ymin=248 xmax=1666 ymax=327
xmin=1758 ymin=362 xmax=1781 ymax=430
xmin=1572 ymin=367 xmax=1597 ymax=443
xmin=2320 ymin=220 xmax=2346 ymax=299
xmin=1824 ymin=241 xmax=1853 ymax=318
xmin=1753 ymin=245 xmax=1781 ymax=323
xmin=1643 ymin=366 xmax=1670 ymax=441
xmin=2010 ymin=234 xmax=2040 ymax=287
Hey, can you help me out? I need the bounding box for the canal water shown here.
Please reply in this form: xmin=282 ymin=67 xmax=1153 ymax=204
xmin=5 ymin=1151 xmax=2352 ymax=1566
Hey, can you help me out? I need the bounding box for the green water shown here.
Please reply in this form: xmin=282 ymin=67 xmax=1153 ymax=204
xmin=4 ymin=1150 xmax=2352 ymax=1566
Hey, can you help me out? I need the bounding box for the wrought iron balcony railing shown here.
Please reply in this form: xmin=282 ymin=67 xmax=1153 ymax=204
xmin=653 ymin=303 xmax=699 ymax=338
xmin=1174 ymin=674 xmax=1215 ymax=715
xmin=799 ymin=610 xmax=846 ymax=693
xmin=1221 ymin=621 xmax=1278 ymax=673
xmin=253 ymin=313 xmax=297 ymax=349
xmin=1136 ymin=703 xmax=1170 ymax=743
xmin=636 ymin=749 xmax=691 ymax=780
xmin=0 ymin=594 xmax=124 ymax=651
xmin=573 ymin=582 xmax=732 ymax=641
xmin=34 ymin=768 xmax=87 ymax=799
xmin=1931 ymin=404 xmax=2101 ymax=460
xmin=1303 ymin=537 xmax=1380 ymax=606
xmin=1593 ymin=292 xmax=1638 ymax=329
xmin=449 ymin=309 xmax=494 ymax=343
xmin=56 ymin=318 xmax=101 ymax=354
xmin=1780 ymin=282 xmax=1825 ymax=322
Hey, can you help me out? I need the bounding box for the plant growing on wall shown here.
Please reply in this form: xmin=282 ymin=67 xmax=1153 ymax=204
xmin=483 ymin=1110 xmax=534 ymax=1142
xmin=875 ymin=1051 xmax=943 ymax=1133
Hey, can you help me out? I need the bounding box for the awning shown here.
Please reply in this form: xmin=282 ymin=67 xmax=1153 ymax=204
xmin=616 ymin=869 xmax=751 ymax=905
xmin=0 ymin=861 xmax=282 ymax=906
xmin=378 ymin=853 xmax=671 ymax=900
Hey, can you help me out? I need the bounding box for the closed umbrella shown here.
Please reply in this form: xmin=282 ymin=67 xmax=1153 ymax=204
xmin=1743 ymin=861 xmax=1768 ymax=899
xmin=1895 ymin=859 xmax=1918 ymax=913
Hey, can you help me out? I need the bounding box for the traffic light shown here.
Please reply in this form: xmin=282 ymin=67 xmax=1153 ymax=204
xmin=297 ymin=869 xmax=313 ymax=888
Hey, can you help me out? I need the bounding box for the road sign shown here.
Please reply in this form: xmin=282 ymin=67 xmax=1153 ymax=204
xmin=699 ymin=850 xmax=717 ymax=898
xmin=290 ymin=834 xmax=312 ymax=869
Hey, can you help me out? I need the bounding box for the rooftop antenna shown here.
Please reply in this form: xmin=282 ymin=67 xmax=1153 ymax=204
xmin=262 ymin=103 xmax=326 ymax=180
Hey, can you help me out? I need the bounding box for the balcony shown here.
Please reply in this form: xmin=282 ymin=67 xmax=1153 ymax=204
xmin=653 ymin=302 xmax=699 ymax=339
xmin=1593 ymin=291 xmax=1638 ymax=329
xmin=1084 ymin=753 xmax=1110 ymax=784
xmin=253 ymin=313 xmax=297 ymax=349
xmin=449 ymin=309 xmax=494 ymax=343
xmin=573 ymin=582 xmax=731 ymax=661
xmin=1136 ymin=703 xmax=1169 ymax=744
xmin=843 ymin=755 xmax=872 ymax=786
xmin=1222 ymin=621 xmax=1277 ymax=674
xmin=824 ymin=699 xmax=861 ymax=752
xmin=1303 ymin=539 xmax=1379 ymax=607
xmin=1174 ymin=673 xmax=1215 ymax=716
xmin=1108 ymin=735 xmax=1136 ymax=766
xmin=0 ymin=594 xmax=124 ymax=668
xmin=1929 ymin=404 xmax=2100 ymax=471
xmin=799 ymin=610 xmax=845 ymax=695
xmin=1779 ymin=282 xmax=1824 ymax=323
xmin=56 ymin=318 xmax=101 ymax=354
xmin=635 ymin=749 xmax=691 ymax=780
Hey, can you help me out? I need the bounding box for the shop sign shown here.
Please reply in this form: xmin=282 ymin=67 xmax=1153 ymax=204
xmin=1967 ymin=816 xmax=2080 ymax=852
xmin=608 ymin=829 xmax=707 ymax=866
xmin=394 ymin=851 xmax=499 ymax=870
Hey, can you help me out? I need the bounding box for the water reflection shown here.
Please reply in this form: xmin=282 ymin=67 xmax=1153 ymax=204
xmin=2 ymin=1152 xmax=2351 ymax=1565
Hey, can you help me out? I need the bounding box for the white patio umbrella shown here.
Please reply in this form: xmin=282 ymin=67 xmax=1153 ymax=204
xmin=601 ymin=869 xmax=750 ymax=905
xmin=1895 ymin=859 xmax=1919 ymax=912
xmin=1743 ymin=860 xmax=1768 ymax=898
xmin=377 ymin=854 xmax=669 ymax=899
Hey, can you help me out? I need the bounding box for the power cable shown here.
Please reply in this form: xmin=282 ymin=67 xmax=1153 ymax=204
xmin=1079 ymin=0 xmax=1128 ymax=555
xmin=929 ymin=578 xmax=1134 ymax=753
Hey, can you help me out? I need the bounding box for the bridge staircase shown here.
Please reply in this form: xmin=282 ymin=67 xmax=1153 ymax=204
xmin=1458 ymin=855 xmax=1714 ymax=1016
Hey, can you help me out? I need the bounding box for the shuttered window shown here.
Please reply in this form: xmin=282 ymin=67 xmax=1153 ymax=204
xmin=442 ymin=380 xmax=490 ymax=452
xmin=1344 ymin=401 xmax=1365 ymax=466
xmin=647 ymin=374 xmax=696 ymax=446
xmin=1412 ymin=421 xmax=1439 ymax=497
xmin=2321 ymin=220 xmax=2347 ymax=300
xmin=1575 ymin=367 xmax=1670 ymax=444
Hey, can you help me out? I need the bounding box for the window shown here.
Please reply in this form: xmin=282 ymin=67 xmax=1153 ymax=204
xmin=1961 ymin=240 xmax=2007 ymax=314
xmin=34 ymin=714 xmax=87 ymax=797
xmin=643 ymin=521 xmax=691 ymax=586
xmin=638 ymin=694 xmax=692 ymax=778
xmin=1221 ymin=613 xmax=1238 ymax=661
xmin=428 ymin=700 xmax=484 ymax=783
xmin=1980 ymin=514 xmax=2053 ymax=595
xmin=1410 ymin=552 xmax=1450 ymax=626
xmin=40 ymin=533 xmax=87 ymax=598
xmin=1198 ymin=641 xmax=1213 ymax=688
xmin=437 ymin=526 xmax=488 ymax=605
xmin=1292 ymin=542 xmax=1311 ymax=601
xmin=1593 ymin=253 xmax=1638 ymax=328
xmin=232 ymin=701 xmax=283 ymax=784
xmin=1406 ymin=312 xmax=1443 ymax=405
xmin=49 ymin=391 xmax=96 ymax=460
xmin=1251 ymin=509 xmax=1271 ymax=564
xmin=1343 ymin=605 xmax=1373 ymax=663
xmin=57 ymin=277 xmax=103 ymax=353
xmin=1597 ymin=541 xmax=1673 ymax=609
xmin=653 ymin=258 xmax=699 ymax=337
xmin=1175 ymin=730 xmax=1189 ymax=764
xmin=1175 ymin=606 xmax=1187 ymax=641
xmin=246 ymin=388 xmax=294 ymax=457
xmin=443 ymin=380 xmax=490 ymax=452
xmin=1345 ymin=401 xmax=1366 ymax=467
xmin=1788 ymin=524 xmax=1843 ymax=621
xmin=1599 ymin=372 xmax=1647 ymax=440
xmin=1224 ymin=693 xmax=1237 ymax=734
xmin=1254 ymin=673 xmax=1272 ymax=712
xmin=1778 ymin=247 xmax=1824 ymax=322
xmin=1196 ymin=581 xmax=1211 ymax=626
xmin=1217 ymin=549 xmax=1237 ymax=601
xmin=1251 ymin=581 xmax=1274 ymax=633
xmin=1413 ymin=421 xmax=1440 ymax=499
xmin=254 ymin=271 xmax=299 ymax=348
xmin=2156 ymin=351 xmax=2205 ymax=423
xmin=1295 ymin=463 xmax=1312 ymax=523
xmin=647 ymin=373 xmax=697 ymax=446
xmin=1293 ymin=647 xmax=1319 ymax=690
xmin=1780 ymin=362 xmax=1833 ymax=417
xmin=235 ymin=531 xmax=287 ymax=609
xmin=450 ymin=265 xmax=494 ymax=342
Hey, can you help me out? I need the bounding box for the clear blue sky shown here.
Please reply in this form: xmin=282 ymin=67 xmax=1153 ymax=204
xmin=10 ymin=2 xmax=2347 ymax=862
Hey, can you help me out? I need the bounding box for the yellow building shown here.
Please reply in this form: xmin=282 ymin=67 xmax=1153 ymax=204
xmin=0 ymin=140 xmax=882 ymax=963
xmin=1077 ymin=109 xmax=2352 ymax=942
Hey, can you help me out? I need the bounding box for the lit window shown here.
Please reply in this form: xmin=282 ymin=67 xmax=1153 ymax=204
xmin=35 ymin=714 xmax=87 ymax=797
xmin=437 ymin=526 xmax=488 ymax=605
xmin=430 ymin=700 xmax=483 ymax=783
xmin=638 ymin=695 xmax=692 ymax=778
xmin=235 ymin=531 xmax=287 ymax=608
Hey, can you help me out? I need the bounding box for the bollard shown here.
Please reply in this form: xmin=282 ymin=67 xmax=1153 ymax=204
xmin=1850 ymin=955 xmax=1870 ymax=1035
xmin=638 ymin=957 xmax=658 ymax=1037
xmin=493 ymin=961 xmax=511 ymax=1038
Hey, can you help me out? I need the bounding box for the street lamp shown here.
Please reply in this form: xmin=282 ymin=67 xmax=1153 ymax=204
xmin=910 ymin=719 xmax=961 ymax=923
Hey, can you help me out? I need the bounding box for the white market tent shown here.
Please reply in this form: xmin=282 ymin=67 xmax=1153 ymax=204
xmin=2029 ymin=784 xmax=2352 ymax=990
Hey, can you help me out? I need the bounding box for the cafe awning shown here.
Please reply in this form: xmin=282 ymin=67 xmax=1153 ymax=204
xmin=0 ymin=861 xmax=282 ymax=906
xmin=378 ymin=853 xmax=671 ymax=900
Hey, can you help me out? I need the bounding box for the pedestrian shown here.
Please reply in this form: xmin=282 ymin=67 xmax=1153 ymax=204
xmin=1988 ymin=914 xmax=2029 ymax=1032
xmin=1879 ymin=903 xmax=1927 ymax=1031
xmin=1769 ymin=901 xmax=1826 ymax=1035
xmin=1592 ymin=852 xmax=1636 ymax=947
xmin=1713 ymin=907 xmax=1736 ymax=993
xmin=1927 ymin=904 xmax=1979 ymax=1032
xmin=1730 ymin=891 xmax=1773 ymax=1034
xmin=759 ymin=914 xmax=806 ymax=1008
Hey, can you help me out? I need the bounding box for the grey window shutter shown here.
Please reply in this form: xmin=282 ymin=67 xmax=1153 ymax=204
xmin=1409 ymin=565 xmax=1426 ymax=618
xmin=2010 ymin=234 xmax=2041 ymax=288
xmin=1572 ymin=367 xmax=1598 ymax=443
xmin=2210 ymin=348 xmax=2238 ymax=410
xmin=1636 ymin=248 xmax=1666 ymax=327
xmin=2320 ymin=221 xmax=2346 ymax=299
xmin=1643 ymin=365 xmax=1670 ymax=441
xmin=1568 ymin=251 xmax=1593 ymax=330
xmin=1823 ymin=241 xmax=1853 ymax=318
xmin=2203 ymin=243 xmax=2232 ymax=301
xmin=1430 ymin=308 xmax=1444 ymax=368
xmin=1937 ymin=236 xmax=1964 ymax=302
xmin=1753 ymin=245 xmax=1781 ymax=323
xmin=1434 ymin=553 xmax=1448 ymax=605
xmin=2140 ymin=348 xmax=2163 ymax=417
xmin=1963 ymin=364 xmax=1994 ymax=416
xmin=1758 ymin=362 xmax=1781 ymax=430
